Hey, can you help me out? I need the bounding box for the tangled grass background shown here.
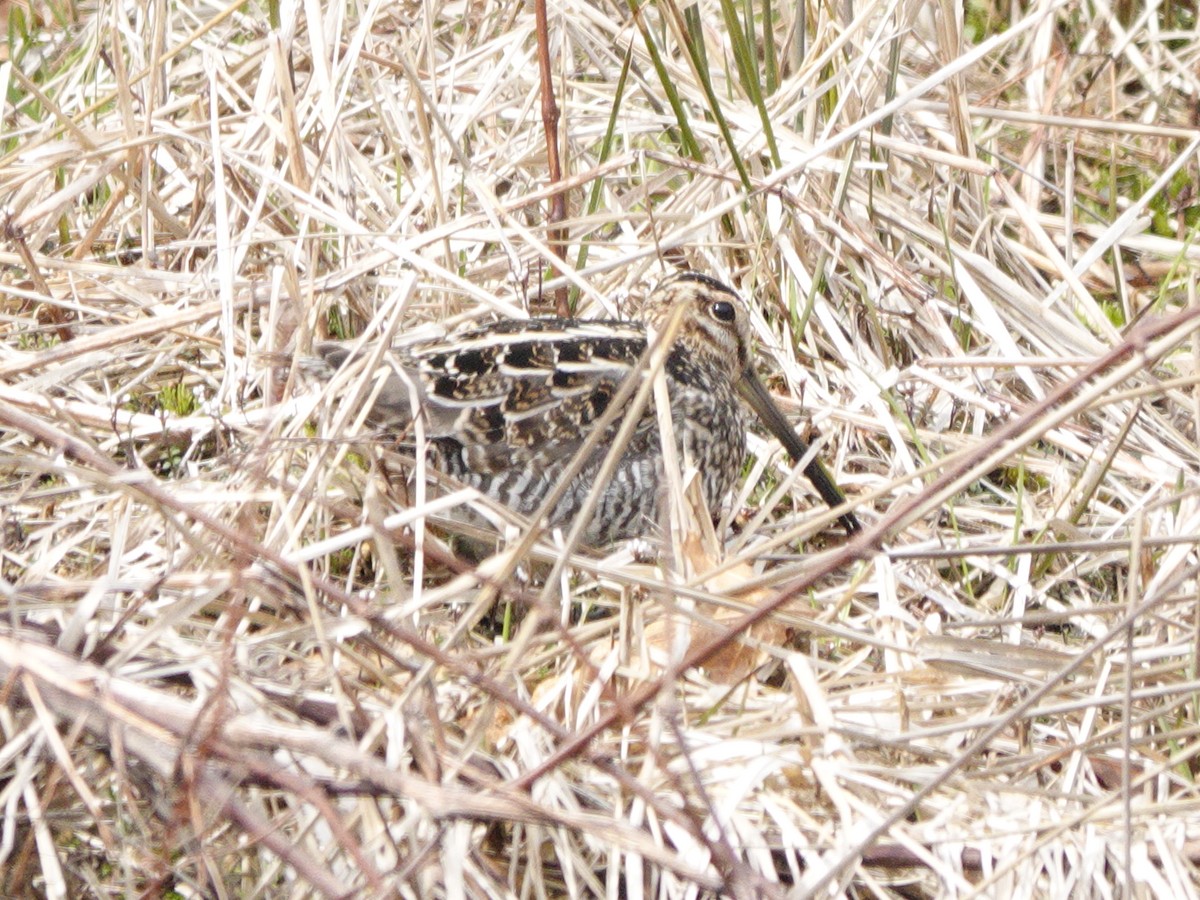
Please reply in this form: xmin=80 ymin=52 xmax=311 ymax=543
xmin=3 ymin=0 xmax=1200 ymax=896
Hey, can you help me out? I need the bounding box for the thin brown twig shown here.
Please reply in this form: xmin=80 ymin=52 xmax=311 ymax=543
xmin=535 ymin=0 xmax=569 ymax=315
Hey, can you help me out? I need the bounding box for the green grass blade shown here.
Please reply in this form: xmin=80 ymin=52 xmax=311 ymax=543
xmin=626 ymin=0 xmax=704 ymax=162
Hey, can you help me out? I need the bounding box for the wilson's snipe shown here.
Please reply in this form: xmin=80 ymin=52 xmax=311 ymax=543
xmin=308 ymin=272 xmax=859 ymax=544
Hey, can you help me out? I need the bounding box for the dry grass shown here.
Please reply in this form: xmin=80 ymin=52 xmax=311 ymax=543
xmin=4 ymin=0 xmax=1200 ymax=896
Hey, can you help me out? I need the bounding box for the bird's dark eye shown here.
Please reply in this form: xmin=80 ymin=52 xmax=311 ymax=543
xmin=710 ymin=300 xmax=736 ymax=323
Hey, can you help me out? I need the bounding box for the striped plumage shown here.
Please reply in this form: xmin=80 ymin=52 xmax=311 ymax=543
xmin=310 ymin=272 xmax=858 ymax=544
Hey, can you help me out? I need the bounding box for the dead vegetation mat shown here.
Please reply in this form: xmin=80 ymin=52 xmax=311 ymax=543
xmin=3 ymin=0 xmax=1200 ymax=897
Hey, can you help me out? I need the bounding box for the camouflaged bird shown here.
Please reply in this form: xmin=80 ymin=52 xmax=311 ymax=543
xmin=309 ymin=272 xmax=859 ymax=544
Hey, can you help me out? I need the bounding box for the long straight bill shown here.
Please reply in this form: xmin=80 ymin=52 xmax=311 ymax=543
xmin=737 ymin=371 xmax=861 ymax=533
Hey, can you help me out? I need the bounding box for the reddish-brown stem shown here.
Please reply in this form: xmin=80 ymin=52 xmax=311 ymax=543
xmin=535 ymin=0 xmax=569 ymax=316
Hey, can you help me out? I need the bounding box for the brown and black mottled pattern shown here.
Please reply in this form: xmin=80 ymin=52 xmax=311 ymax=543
xmin=308 ymin=272 xmax=858 ymax=545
